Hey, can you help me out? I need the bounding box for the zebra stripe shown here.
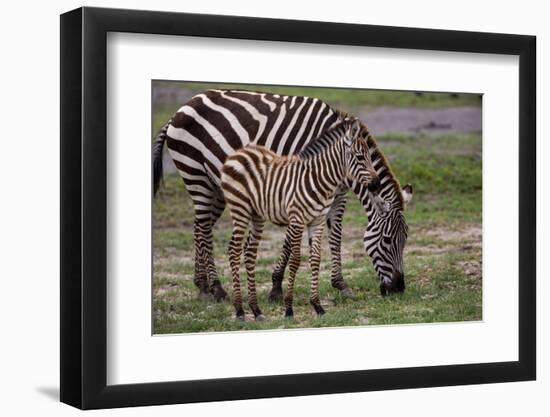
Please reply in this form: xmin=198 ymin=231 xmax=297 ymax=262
xmin=221 ymin=120 xmax=378 ymax=319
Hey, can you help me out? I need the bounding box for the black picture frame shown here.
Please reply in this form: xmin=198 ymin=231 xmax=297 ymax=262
xmin=60 ymin=6 xmax=536 ymax=410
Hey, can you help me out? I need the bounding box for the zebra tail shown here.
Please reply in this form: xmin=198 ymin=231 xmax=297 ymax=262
xmin=152 ymin=119 xmax=171 ymax=196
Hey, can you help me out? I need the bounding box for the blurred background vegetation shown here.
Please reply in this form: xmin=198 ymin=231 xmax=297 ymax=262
xmin=152 ymin=81 xmax=481 ymax=135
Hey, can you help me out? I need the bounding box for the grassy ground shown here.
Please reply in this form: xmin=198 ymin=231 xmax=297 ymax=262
xmin=152 ymin=129 xmax=482 ymax=334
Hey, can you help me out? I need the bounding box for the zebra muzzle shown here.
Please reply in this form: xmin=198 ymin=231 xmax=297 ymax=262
xmin=380 ymin=271 xmax=405 ymax=296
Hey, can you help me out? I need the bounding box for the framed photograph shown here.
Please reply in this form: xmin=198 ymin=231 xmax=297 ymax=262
xmin=60 ymin=6 xmax=536 ymax=410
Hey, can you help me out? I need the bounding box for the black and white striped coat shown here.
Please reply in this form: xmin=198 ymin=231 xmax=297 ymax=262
xmin=221 ymin=120 xmax=380 ymax=319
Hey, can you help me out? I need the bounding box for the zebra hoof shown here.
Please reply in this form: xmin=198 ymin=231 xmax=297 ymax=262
xmin=198 ymin=291 xmax=214 ymax=301
xmin=284 ymin=308 xmax=294 ymax=319
xmin=340 ymin=287 xmax=355 ymax=299
xmin=268 ymin=288 xmax=283 ymax=303
xmin=315 ymin=306 xmax=326 ymax=317
xmin=212 ymin=285 xmax=228 ymax=302
xmin=255 ymin=314 xmax=266 ymax=321
xmin=235 ymin=314 xmax=245 ymax=321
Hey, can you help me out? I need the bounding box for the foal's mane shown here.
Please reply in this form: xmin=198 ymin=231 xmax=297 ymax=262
xmin=298 ymin=121 xmax=350 ymax=159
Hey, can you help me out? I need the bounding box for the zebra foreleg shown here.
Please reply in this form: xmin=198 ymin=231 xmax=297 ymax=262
xmin=268 ymin=236 xmax=291 ymax=302
xmin=269 ymin=191 xmax=353 ymax=302
xmin=283 ymin=220 xmax=304 ymax=318
xmin=244 ymin=221 xmax=266 ymax=320
xmin=326 ymin=193 xmax=355 ymax=299
xmin=308 ymin=223 xmax=325 ymax=316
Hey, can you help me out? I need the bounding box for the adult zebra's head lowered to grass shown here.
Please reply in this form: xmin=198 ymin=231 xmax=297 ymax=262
xmin=354 ymin=130 xmax=414 ymax=296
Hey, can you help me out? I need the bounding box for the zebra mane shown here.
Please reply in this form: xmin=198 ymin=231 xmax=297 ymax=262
xmin=298 ymin=121 xmax=350 ymax=159
xmin=354 ymin=123 xmax=405 ymax=211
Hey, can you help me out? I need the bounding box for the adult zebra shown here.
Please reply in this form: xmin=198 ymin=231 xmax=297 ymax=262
xmin=152 ymin=89 xmax=413 ymax=300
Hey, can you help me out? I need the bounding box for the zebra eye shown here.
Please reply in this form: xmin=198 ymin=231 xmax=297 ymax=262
xmin=382 ymin=236 xmax=392 ymax=244
xmin=355 ymin=153 xmax=365 ymax=161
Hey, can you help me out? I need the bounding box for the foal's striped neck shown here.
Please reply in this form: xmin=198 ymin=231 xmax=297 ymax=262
xmin=350 ymin=118 xmax=404 ymax=214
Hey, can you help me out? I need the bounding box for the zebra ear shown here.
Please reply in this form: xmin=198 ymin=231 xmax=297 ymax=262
xmin=401 ymin=183 xmax=413 ymax=206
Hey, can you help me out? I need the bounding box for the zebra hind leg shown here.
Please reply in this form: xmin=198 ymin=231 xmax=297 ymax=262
xmin=182 ymin=176 xmax=217 ymax=300
xmin=193 ymin=216 xmax=214 ymax=300
xmin=228 ymin=219 xmax=248 ymax=320
xmin=208 ymin=197 xmax=228 ymax=302
xmin=244 ymin=220 xmax=266 ymax=320
xmin=268 ymin=235 xmax=291 ymax=303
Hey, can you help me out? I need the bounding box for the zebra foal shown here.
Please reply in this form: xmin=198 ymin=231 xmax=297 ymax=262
xmin=221 ymin=120 xmax=381 ymax=320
